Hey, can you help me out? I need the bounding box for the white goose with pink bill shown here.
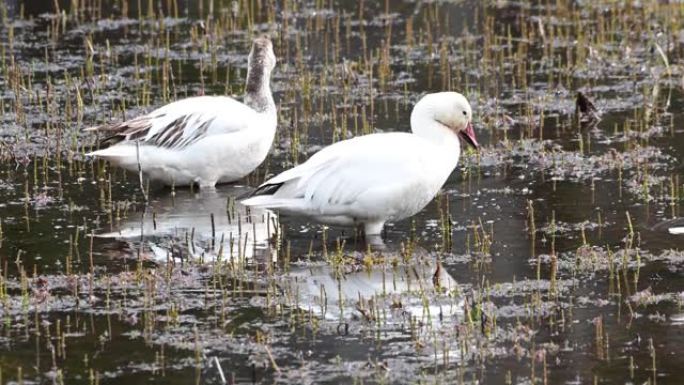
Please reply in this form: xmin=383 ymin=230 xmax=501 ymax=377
xmin=241 ymin=92 xmax=479 ymax=241
xmin=86 ymin=36 xmax=277 ymax=188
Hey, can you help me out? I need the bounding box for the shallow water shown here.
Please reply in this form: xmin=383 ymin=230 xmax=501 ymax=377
xmin=0 ymin=0 xmax=683 ymax=384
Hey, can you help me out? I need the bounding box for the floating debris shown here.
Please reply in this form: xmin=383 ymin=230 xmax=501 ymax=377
xmin=575 ymin=91 xmax=601 ymax=121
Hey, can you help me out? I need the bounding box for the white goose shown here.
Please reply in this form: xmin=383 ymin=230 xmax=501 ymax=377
xmin=86 ymin=37 xmax=277 ymax=188
xmin=241 ymin=92 xmax=478 ymax=237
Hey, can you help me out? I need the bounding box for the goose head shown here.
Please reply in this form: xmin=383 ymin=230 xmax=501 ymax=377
xmin=245 ymin=36 xmax=277 ymax=108
xmin=410 ymin=92 xmax=479 ymax=149
xmin=249 ymin=36 xmax=276 ymax=74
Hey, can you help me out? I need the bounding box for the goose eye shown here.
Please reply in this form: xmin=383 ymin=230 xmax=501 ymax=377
xmin=462 ymin=111 xmax=467 ymax=116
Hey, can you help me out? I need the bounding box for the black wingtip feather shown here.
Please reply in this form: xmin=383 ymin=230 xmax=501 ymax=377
xmin=253 ymin=183 xmax=284 ymax=196
xmin=243 ymin=182 xmax=284 ymax=199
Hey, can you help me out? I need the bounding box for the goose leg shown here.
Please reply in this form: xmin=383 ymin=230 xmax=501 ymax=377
xmin=197 ymin=177 xmax=218 ymax=189
xmin=364 ymin=234 xmax=387 ymax=250
xmin=363 ymin=221 xmax=385 ymax=237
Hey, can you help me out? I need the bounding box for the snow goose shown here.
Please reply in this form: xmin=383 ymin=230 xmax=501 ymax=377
xmin=241 ymin=92 xmax=478 ymax=237
xmin=86 ymin=36 xmax=277 ymax=188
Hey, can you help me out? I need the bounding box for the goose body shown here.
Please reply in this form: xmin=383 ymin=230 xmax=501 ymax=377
xmin=86 ymin=37 xmax=277 ymax=188
xmin=242 ymin=92 xmax=479 ymax=236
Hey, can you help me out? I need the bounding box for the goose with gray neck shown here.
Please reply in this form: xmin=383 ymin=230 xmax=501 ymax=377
xmin=85 ymin=36 xmax=278 ymax=188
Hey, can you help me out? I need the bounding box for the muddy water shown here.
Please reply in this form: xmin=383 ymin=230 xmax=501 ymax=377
xmin=0 ymin=0 xmax=683 ymax=384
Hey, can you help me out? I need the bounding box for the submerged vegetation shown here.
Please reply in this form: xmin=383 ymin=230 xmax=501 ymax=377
xmin=0 ymin=0 xmax=683 ymax=384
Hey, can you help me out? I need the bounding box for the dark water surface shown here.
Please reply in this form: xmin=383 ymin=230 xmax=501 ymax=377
xmin=0 ymin=0 xmax=683 ymax=384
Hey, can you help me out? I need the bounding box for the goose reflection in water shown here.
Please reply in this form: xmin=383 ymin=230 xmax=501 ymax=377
xmin=96 ymin=186 xmax=463 ymax=328
xmin=96 ymin=186 xmax=278 ymax=264
xmin=652 ymin=217 xmax=684 ymax=235
xmin=282 ymin=253 xmax=463 ymax=326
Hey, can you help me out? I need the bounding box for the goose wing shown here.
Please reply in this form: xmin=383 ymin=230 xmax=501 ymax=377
xmin=88 ymin=96 xmax=260 ymax=149
xmin=243 ymin=133 xmax=434 ymax=216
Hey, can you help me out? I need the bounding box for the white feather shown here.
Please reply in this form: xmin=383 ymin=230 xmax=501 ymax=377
xmin=138 ymin=96 xmax=257 ymax=143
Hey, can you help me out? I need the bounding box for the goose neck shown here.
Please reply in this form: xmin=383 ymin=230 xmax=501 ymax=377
xmin=244 ymin=66 xmax=275 ymax=114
